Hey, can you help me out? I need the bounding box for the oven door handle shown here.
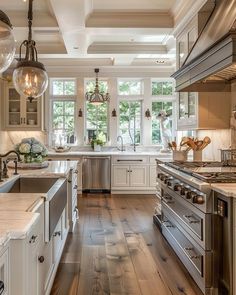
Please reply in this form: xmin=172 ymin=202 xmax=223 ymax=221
xmin=162 ymin=196 xmax=174 ymax=204
xmin=184 ymin=247 xmax=202 ymax=260
xmin=183 ymin=214 xmax=200 ymax=224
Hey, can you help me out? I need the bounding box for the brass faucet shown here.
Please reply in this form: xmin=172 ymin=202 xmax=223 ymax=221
xmin=0 ymin=150 xmax=21 ymax=182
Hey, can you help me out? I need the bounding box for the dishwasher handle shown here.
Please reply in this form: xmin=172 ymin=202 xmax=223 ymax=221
xmin=117 ymin=159 xmax=143 ymax=162
xmin=83 ymin=157 xmax=110 ymax=160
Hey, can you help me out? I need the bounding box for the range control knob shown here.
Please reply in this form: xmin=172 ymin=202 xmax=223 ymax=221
xmin=174 ymin=183 xmax=181 ymax=191
xmin=186 ymin=190 xmax=196 ymax=199
xmin=157 ymin=173 xmax=163 ymax=179
xmin=192 ymin=195 xmax=205 ymax=205
xmin=164 ymin=177 xmax=172 ymax=184
xmin=180 ymin=186 xmax=187 ymax=195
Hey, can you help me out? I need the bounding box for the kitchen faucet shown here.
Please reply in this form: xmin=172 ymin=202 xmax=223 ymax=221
xmin=117 ymin=136 xmax=125 ymax=151
xmin=0 ymin=150 xmax=21 ymax=182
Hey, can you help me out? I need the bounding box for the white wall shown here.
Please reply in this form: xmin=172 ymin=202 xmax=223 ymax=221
xmin=0 ymin=70 xmax=175 ymax=151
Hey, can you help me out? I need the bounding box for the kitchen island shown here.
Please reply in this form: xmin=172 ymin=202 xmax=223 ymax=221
xmin=0 ymin=160 xmax=78 ymax=295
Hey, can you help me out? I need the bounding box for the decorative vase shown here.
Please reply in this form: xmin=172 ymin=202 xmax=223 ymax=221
xmin=94 ymin=144 xmax=102 ymax=152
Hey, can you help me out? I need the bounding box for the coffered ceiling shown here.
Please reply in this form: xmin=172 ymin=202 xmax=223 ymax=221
xmin=1 ymin=0 xmax=209 ymax=73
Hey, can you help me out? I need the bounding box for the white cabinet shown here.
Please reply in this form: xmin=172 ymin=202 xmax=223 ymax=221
xmin=112 ymin=165 xmax=147 ymax=188
xmin=112 ymin=165 xmax=130 ymax=187
xmin=130 ymin=166 xmax=148 ymax=187
xmin=177 ymin=92 xmax=230 ymax=130
xmin=111 ymin=156 xmax=154 ymax=193
xmin=0 ymin=248 xmax=9 ymax=295
xmin=4 ymin=84 xmax=42 ymax=130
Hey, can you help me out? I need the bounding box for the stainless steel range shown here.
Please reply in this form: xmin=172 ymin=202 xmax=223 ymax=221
xmin=154 ymin=161 xmax=235 ymax=295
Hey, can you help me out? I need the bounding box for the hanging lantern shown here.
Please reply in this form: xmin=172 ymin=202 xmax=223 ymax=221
xmin=13 ymin=0 xmax=48 ymax=102
xmin=0 ymin=10 xmax=16 ymax=73
xmin=85 ymin=68 xmax=110 ymax=104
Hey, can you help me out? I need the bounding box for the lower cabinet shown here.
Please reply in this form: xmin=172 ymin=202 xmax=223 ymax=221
xmin=9 ymin=205 xmax=69 ymax=295
xmin=112 ymin=165 xmax=149 ymax=190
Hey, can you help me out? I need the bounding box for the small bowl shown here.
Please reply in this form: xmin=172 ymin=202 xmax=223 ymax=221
xmin=28 ymin=119 xmax=35 ymax=125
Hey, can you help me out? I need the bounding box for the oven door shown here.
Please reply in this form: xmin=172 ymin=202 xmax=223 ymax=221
xmin=162 ymin=187 xmax=211 ymax=250
xmin=162 ymin=206 xmax=212 ymax=294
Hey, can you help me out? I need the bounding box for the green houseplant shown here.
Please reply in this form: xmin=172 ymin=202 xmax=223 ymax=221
xmin=91 ymin=136 xmax=105 ymax=152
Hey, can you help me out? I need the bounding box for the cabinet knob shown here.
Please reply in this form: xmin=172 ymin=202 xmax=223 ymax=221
xmin=53 ymin=231 xmax=61 ymax=237
xmin=38 ymin=256 xmax=45 ymax=263
xmin=73 ymin=185 xmax=78 ymax=189
xmin=29 ymin=235 xmax=38 ymax=243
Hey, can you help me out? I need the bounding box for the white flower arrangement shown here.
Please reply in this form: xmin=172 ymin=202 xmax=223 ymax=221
xmin=15 ymin=138 xmax=48 ymax=163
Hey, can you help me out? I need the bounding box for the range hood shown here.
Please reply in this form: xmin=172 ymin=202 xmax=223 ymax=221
xmin=172 ymin=0 xmax=236 ymax=92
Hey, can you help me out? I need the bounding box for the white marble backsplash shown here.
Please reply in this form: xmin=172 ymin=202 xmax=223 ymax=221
xmin=0 ymin=131 xmax=46 ymax=154
xmin=197 ymin=129 xmax=231 ymax=161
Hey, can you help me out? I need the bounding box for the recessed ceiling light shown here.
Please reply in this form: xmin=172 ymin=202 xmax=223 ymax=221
xmin=73 ymin=46 xmax=79 ymax=49
xmin=130 ymin=38 xmax=134 ymax=42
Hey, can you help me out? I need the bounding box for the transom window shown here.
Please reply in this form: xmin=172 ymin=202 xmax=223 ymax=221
xmin=118 ymin=79 xmax=143 ymax=96
xmin=51 ymin=79 xmax=76 ymax=96
xmin=119 ymin=101 xmax=142 ymax=145
xmin=152 ymin=81 xmax=174 ymax=96
xmin=85 ymin=80 xmax=109 ymax=143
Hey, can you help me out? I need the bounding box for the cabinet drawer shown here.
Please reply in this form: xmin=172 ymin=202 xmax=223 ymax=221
xmin=112 ymin=155 xmax=148 ymax=164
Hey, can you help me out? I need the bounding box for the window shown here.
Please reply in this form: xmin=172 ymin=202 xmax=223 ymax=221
xmin=52 ymin=79 xmax=76 ymax=96
xmin=152 ymin=81 xmax=173 ymax=96
xmin=118 ymin=79 xmax=143 ymax=95
xmin=50 ymin=79 xmax=76 ymax=145
xmin=85 ymin=80 xmax=108 ymax=143
xmin=152 ymin=101 xmax=173 ymax=144
xmin=119 ymin=101 xmax=142 ymax=145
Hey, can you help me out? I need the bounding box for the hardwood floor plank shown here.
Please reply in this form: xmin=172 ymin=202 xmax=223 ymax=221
xmin=51 ymin=194 xmax=202 ymax=295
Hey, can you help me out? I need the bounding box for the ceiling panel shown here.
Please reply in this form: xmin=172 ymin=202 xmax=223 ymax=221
xmin=92 ymin=0 xmax=175 ymax=10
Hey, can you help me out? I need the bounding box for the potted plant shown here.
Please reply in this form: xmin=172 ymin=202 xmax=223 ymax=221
xmin=15 ymin=137 xmax=48 ymax=164
xmin=91 ymin=136 xmax=105 ymax=152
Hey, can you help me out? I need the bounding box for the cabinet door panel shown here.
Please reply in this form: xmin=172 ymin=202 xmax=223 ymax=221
xmin=130 ymin=166 xmax=148 ymax=187
xmin=112 ymin=166 xmax=129 ymax=187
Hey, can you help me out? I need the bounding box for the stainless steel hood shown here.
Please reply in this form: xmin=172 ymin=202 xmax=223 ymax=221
xmin=172 ymin=0 xmax=236 ymax=92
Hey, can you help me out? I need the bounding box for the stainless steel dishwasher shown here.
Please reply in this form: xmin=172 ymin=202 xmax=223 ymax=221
xmin=82 ymin=156 xmax=111 ymax=193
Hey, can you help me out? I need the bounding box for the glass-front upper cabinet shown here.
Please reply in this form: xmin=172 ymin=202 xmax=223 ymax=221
xmin=5 ymin=84 xmax=42 ymax=130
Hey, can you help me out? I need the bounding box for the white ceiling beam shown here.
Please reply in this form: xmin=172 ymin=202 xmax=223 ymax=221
xmin=87 ymin=42 xmax=167 ymax=54
xmin=86 ymin=11 xmax=173 ymax=28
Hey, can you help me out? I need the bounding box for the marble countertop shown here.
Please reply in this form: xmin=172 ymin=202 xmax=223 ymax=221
xmin=48 ymin=150 xmax=172 ymax=157
xmin=0 ymin=211 xmax=40 ymax=247
xmin=211 ymin=183 xmax=236 ymax=197
xmin=0 ymin=160 xmax=75 ymax=248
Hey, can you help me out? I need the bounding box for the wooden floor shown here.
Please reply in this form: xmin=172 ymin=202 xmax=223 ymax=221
xmin=50 ymin=194 xmax=202 ymax=295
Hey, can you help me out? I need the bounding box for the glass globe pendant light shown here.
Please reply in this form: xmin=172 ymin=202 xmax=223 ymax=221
xmin=0 ymin=10 xmax=16 ymax=73
xmin=85 ymin=68 xmax=110 ymax=105
xmin=13 ymin=0 xmax=48 ymax=102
